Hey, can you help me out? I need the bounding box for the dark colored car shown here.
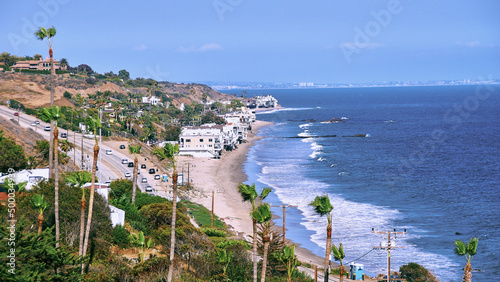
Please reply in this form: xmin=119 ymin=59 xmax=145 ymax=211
xmin=141 ymin=164 xmax=146 ymax=169
xmin=60 ymin=133 xmax=67 ymax=138
xmin=128 ymin=162 xmax=134 ymax=167
xmin=119 ymin=145 xmax=126 ymax=149
xmin=148 ymin=168 xmax=155 ymax=174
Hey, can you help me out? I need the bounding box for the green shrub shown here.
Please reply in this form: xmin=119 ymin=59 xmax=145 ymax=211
xmin=112 ymin=225 xmax=130 ymax=248
xmin=202 ymin=228 xmax=227 ymax=237
xmin=400 ymin=262 xmax=438 ymax=282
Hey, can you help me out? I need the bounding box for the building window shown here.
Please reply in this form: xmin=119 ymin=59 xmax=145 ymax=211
xmin=209 ymin=145 xmax=212 ymax=147
xmin=186 ymin=139 xmax=191 ymax=142
xmin=208 ymin=139 xmax=213 ymax=142
xmin=199 ymin=139 xmax=204 ymax=142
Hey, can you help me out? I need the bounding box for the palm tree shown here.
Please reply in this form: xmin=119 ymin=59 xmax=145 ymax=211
xmin=217 ymin=249 xmax=234 ymax=277
xmin=128 ymin=144 xmax=142 ymax=204
xmin=35 ymin=26 xmax=56 ymax=179
xmin=153 ymin=143 xmax=180 ymax=282
xmin=273 ymin=245 xmax=300 ymax=282
xmin=59 ymin=139 xmax=73 ymax=153
xmin=66 ymin=171 xmax=92 ymax=256
xmin=454 ymin=237 xmax=478 ymax=282
xmin=332 ymin=243 xmax=346 ymax=282
xmin=31 ymin=194 xmax=48 ymax=235
xmin=81 ymin=116 xmax=101 ymax=272
xmin=309 ymin=195 xmax=334 ymax=279
xmin=39 ymin=106 xmax=62 ymax=248
xmin=252 ymin=203 xmax=272 ymax=282
xmin=238 ymin=183 xmax=272 ymax=282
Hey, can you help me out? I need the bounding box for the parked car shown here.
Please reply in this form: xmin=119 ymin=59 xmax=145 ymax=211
xmin=125 ymin=172 xmax=131 ymax=178
xmin=141 ymin=164 xmax=146 ymax=169
xmin=121 ymin=159 xmax=129 ymax=164
xmin=119 ymin=144 xmax=126 ymax=149
xmin=105 ymin=149 xmax=113 ymax=155
xmin=35 ymin=120 xmax=40 ymax=125
xmin=44 ymin=126 xmax=51 ymax=131
xmin=14 ymin=112 xmax=19 ymax=116
xmin=148 ymin=168 xmax=155 ymax=174
xmin=128 ymin=162 xmax=134 ymax=167
xmin=145 ymin=186 xmax=153 ymax=192
xmin=60 ymin=133 xmax=67 ymax=138
xmin=30 ymin=122 xmax=36 ymax=126
xmin=104 ymin=181 xmax=111 ymax=185
xmin=141 ymin=177 xmax=148 ymax=183
xmin=154 ymin=175 xmax=161 ymax=180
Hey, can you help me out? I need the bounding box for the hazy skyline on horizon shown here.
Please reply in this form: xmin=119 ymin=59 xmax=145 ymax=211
xmin=1 ymin=1 xmax=499 ymax=84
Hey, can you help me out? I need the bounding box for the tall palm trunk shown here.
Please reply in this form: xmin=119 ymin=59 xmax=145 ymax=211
xmin=167 ymin=169 xmax=178 ymax=282
xmin=131 ymin=155 xmax=138 ymax=203
xmin=53 ymin=126 xmax=60 ymax=248
xmin=49 ymin=44 xmax=55 ymax=178
xmin=261 ymin=233 xmax=270 ymax=282
xmin=78 ymin=193 xmax=86 ymax=256
xmin=253 ymin=219 xmax=258 ymax=282
xmin=37 ymin=213 xmax=44 ymax=235
xmin=463 ymin=262 xmax=472 ymax=282
xmin=49 ymin=125 xmax=54 ymax=179
xmin=339 ymin=262 xmax=344 ymax=282
xmin=324 ymin=223 xmax=332 ymax=278
xmin=82 ymin=140 xmax=99 ymax=272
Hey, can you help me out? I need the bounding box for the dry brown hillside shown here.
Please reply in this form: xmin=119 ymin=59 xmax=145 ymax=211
xmin=0 ymin=72 xmax=234 ymax=109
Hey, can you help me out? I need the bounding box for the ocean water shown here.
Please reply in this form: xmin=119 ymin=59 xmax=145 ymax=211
xmin=227 ymin=85 xmax=500 ymax=281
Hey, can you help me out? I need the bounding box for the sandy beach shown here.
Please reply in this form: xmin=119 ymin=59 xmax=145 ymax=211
xmin=175 ymin=120 xmax=331 ymax=269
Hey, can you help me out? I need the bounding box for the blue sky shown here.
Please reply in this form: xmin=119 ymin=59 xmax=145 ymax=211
xmin=1 ymin=0 xmax=499 ymax=84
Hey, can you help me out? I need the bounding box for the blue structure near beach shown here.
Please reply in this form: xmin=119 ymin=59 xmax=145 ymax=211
xmin=349 ymin=263 xmax=364 ymax=280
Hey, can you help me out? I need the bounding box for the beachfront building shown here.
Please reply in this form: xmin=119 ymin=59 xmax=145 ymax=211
xmin=246 ymin=95 xmax=278 ymax=108
xmin=11 ymin=57 xmax=66 ymax=71
xmin=178 ymin=124 xmax=224 ymax=158
xmin=223 ymin=109 xmax=255 ymax=142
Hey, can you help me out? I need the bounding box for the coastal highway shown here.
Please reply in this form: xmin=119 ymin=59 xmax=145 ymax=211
xmin=0 ymin=105 xmax=164 ymax=194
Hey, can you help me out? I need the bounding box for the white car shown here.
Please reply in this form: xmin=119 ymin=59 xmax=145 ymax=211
xmin=141 ymin=177 xmax=148 ymax=183
xmin=30 ymin=122 xmax=37 ymax=126
xmin=105 ymin=149 xmax=113 ymax=155
xmin=145 ymin=186 xmax=153 ymax=192
xmin=121 ymin=159 xmax=129 ymax=164
xmin=125 ymin=172 xmax=131 ymax=178
xmin=44 ymin=126 xmax=51 ymax=131
xmin=104 ymin=181 xmax=111 ymax=185
xmin=154 ymin=175 xmax=161 ymax=180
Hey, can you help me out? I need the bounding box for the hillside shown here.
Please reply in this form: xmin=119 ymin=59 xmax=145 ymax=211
xmin=0 ymin=72 xmax=234 ymax=109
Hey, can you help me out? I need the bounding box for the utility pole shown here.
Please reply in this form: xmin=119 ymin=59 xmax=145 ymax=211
xmin=372 ymin=228 xmax=406 ymax=282
xmin=270 ymin=204 xmax=298 ymax=246
xmin=211 ymin=190 xmax=215 ymax=228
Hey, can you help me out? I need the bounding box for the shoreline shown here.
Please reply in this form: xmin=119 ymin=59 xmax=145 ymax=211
xmin=177 ymin=119 xmax=334 ymax=270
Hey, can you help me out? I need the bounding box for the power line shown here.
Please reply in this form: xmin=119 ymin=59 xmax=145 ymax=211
xmin=345 ymin=248 xmax=374 ymax=265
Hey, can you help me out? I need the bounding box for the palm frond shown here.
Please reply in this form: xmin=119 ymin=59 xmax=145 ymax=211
xmin=331 ymin=243 xmax=345 ymax=261
xmin=454 ymin=240 xmax=467 ymax=256
xmin=34 ymin=27 xmax=47 ymax=40
xmin=467 ymin=237 xmax=478 ymax=256
xmin=47 ymin=26 xmax=56 ymax=38
xmin=309 ymin=195 xmax=333 ymax=217
xmin=260 ymin=187 xmax=272 ymax=200
xmin=238 ymin=183 xmax=258 ymax=205
xmin=251 ymin=203 xmax=272 ymax=224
